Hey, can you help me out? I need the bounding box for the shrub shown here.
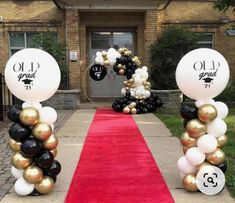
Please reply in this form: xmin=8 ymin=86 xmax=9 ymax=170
xmin=215 ymin=81 xmax=235 ymax=101
xmin=150 ymin=26 xmax=200 ymax=89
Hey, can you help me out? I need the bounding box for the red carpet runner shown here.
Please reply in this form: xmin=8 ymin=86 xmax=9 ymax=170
xmin=65 ymin=109 xmax=174 ymax=203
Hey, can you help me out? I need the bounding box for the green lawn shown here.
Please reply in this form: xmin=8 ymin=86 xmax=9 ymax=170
xmin=156 ymin=108 xmax=235 ymax=197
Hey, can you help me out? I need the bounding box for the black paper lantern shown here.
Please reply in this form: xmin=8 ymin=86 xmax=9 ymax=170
xmin=90 ymin=64 xmax=107 ymax=81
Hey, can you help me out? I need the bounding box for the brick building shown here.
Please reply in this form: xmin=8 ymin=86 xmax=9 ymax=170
xmin=0 ymin=0 xmax=235 ymax=100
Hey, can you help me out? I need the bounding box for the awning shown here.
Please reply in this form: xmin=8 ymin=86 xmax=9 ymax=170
xmin=53 ymin=0 xmax=158 ymax=10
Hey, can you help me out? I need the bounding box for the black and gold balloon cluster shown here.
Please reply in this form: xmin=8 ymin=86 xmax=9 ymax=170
xmin=7 ymin=105 xmax=61 ymax=196
xmin=178 ymin=103 xmax=228 ymax=192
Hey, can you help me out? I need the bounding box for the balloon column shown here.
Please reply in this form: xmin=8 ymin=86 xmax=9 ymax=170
xmin=176 ymin=48 xmax=230 ymax=192
xmin=4 ymin=49 xmax=61 ymax=196
xmin=90 ymin=47 xmax=163 ymax=114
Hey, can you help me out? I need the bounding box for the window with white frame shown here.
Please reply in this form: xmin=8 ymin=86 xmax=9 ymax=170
xmin=197 ymin=33 xmax=214 ymax=49
xmin=9 ymin=32 xmax=58 ymax=56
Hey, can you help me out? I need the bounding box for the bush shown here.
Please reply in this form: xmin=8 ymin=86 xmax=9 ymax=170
xmin=150 ymin=26 xmax=200 ymax=89
xmin=31 ymin=33 xmax=68 ymax=89
xmin=215 ymin=81 xmax=235 ymax=101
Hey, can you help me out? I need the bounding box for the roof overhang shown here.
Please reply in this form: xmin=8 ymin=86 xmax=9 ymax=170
xmin=53 ymin=0 xmax=158 ymax=10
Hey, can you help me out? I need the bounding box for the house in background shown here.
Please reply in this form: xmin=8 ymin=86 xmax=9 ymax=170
xmin=0 ymin=0 xmax=235 ymax=101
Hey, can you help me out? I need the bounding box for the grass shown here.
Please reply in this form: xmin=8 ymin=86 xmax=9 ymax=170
xmin=156 ymin=108 xmax=235 ymax=197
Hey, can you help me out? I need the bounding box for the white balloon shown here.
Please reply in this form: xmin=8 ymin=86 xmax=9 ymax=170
xmin=5 ymin=48 xmax=61 ymax=102
xmin=177 ymin=156 xmax=196 ymax=174
xmin=204 ymin=99 xmax=215 ymax=105
xmin=207 ymin=118 xmax=227 ymax=137
xmin=195 ymin=100 xmax=205 ymax=108
xmin=14 ymin=177 xmax=35 ymax=196
xmin=22 ymin=102 xmax=42 ymax=110
xmin=214 ymin=101 xmax=229 ymax=119
xmin=186 ymin=147 xmax=205 ymax=166
xmin=144 ymin=90 xmax=151 ymax=98
xmin=197 ymin=134 xmax=217 ymax=153
xmin=121 ymin=88 xmax=126 ymax=96
xmin=142 ymin=66 xmax=148 ymax=72
xmin=11 ymin=166 xmax=23 ymax=179
xmin=176 ymin=48 xmax=230 ymax=100
xmin=39 ymin=106 xmax=57 ymax=124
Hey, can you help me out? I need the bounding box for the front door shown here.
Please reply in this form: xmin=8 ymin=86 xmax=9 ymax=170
xmin=90 ymin=31 xmax=134 ymax=97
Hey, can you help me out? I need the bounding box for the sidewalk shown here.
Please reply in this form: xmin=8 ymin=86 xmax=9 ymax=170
xmin=0 ymin=109 xmax=234 ymax=203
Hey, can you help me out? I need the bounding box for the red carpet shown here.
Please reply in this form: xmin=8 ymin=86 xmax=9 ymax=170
xmin=65 ymin=109 xmax=174 ymax=203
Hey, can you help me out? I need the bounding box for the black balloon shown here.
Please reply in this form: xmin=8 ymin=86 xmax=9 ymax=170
xmin=21 ymin=138 xmax=42 ymax=157
xmin=90 ymin=64 xmax=107 ymax=81
xmin=44 ymin=160 xmax=61 ymax=176
xmin=183 ymin=119 xmax=190 ymax=129
xmin=9 ymin=123 xmax=31 ymax=142
xmin=217 ymin=160 xmax=227 ymax=173
xmin=7 ymin=105 xmax=22 ymax=122
xmin=34 ymin=150 xmax=54 ymax=168
xmin=155 ymin=99 xmax=164 ymax=108
xmin=29 ymin=189 xmax=41 ymax=196
xmin=51 ymin=176 xmax=57 ymax=183
xmin=180 ymin=104 xmax=198 ymax=120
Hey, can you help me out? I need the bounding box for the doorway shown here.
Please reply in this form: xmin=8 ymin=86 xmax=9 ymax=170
xmin=89 ymin=30 xmax=135 ymax=97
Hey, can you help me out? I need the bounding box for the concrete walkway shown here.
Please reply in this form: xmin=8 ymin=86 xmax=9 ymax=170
xmin=1 ymin=109 xmax=234 ymax=203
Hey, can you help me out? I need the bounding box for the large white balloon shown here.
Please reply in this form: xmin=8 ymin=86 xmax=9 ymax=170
xmin=5 ymin=48 xmax=61 ymax=102
xmin=177 ymin=156 xmax=196 ymax=174
xmin=22 ymin=102 xmax=42 ymax=110
xmin=197 ymin=134 xmax=217 ymax=153
xmin=176 ymin=48 xmax=230 ymax=100
xmin=39 ymin=106 xmax=57 ymax=124
xmin=14 ymin=177 xmax=35 ymax=196
xmin=214 ymin=101 xmax=229 ymax=119
xmin=207 ymin=118 xmax=227 ymax=137
xmin=186 ymin=147 xmax=205 ymax=166
xmin=11 ymin=166 xmax=23 ymax=179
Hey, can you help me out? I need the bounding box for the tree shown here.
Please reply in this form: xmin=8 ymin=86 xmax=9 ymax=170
xmin=31 ymin=33 xmax=68 ymax=89
xmin=214 ymin=0 xmax=235 ymax=12
xmin=150 ymin=26 xmax=200 ymax=90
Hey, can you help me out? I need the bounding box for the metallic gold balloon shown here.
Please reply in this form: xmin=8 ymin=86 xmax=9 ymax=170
xmin=183 ymin=174 xmax=198 ymax=192
xmin=123 ymin=81 xmax=128 ymax=86
xmin=101 ymin=52 xmax=107 ymax=58
xmin=206 ymin=148 xmax=225 ymax=165
xmin=125 ymin=87 xmax=130 ymax=91
xmin=119 ymin=69 xmax=125 ymax=75
xmin=104 ymin=60 xmax=110 ymax=66
xmin=23 ymin=165 xmax=43 ymax=184
xmin=50 ymin=148 xmax=58 ymax=158
xmin=197 ymin=162 xmax=212 ymax=172
xmin=130 ymin=102 xmax=137 ymax=108
xmin=186 ymin=119 xmax=207 ymax=138
xmin=8 ymin=139 xmax=22 ymax=151
xmin=180 ymin=132 xmax=197 ymax=148
xmin=32 ymin=122 xmax=52 ymax=141
xmin=131 ymin=108 xmax=137 ymax=114
xmin=42 ymin=134 xmax=58 ymax=150
xmin=19 ymin=107 xmax=39 ymax=126
xmin=123 ymin=107 xmax=130 ymax=114
xmin=35 ymin=176 xmax=55 ymax=194
xmin=118 ymin=48 xmax=124 ymax=53
xmin=118 ymin=64 xmax=123 ymax=69
xmin=129 ymin=78 xmax=134 ymax=84
xmin=11 ymin=151 xmax=32 ymax=169
xmin=198 ymin=104 xmax=217 ymax=123
xmin=217 ymin=135 xmax=228 ymax=148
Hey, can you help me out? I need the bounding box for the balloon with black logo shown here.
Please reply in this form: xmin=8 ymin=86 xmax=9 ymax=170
xmin=89 ymin=64 xmax=107 ymax=81
xmin=43 ymin=160 xmax=61 ymax=176
xmin=21 ymin=138 xmax=42 ymax=158
xmin=9 ymin=123 xmax=31 ymax=142
xmin=180 ymin=104 xmax=198 ymax=120
xmin=7 ymin=105 xmax=22 ymax=122
xmin=217 ymin=160 xmax=227 ymax=173
xmin=34 ymin=151 xmax=54 ymax=168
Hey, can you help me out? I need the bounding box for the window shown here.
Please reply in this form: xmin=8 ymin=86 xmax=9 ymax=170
xmin=197 ymin=33 xmax=214 ymax=49
xmin=9 ymin=32 xmax=58 ymax=55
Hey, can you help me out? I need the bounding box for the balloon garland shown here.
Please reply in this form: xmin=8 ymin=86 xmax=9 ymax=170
xmin=90 ymin=47 xmax=163 ymax=114
xmin=176 ymin=48 xmax=230 ymax=193
xmin=4 ymin=49 xmax=62 ymax=196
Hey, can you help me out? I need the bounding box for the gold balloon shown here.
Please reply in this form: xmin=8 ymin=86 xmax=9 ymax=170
xmin=50 ymin=148 xmax=58 ymax=158
xmin=23 ymin=165 xmax=43 ymax=184
xmin=119 ymin=69 xmax=125 ymax=75
xmin=183 ymin=174 xmax=198 ymax=192
xmin=217 ymin=135 xmax=228 ymax=148
xmin=130 ymin=102 xmax=137 ymax=108
xmin=129 ymin=78 xmax=134 ymax=84
xmin=131 ymin=108 xmax=137 ymax=114
xmin=186 ymin=119 xmax=207 ymax=138
xmin=118 ymin=48 xmax=124 ymax=53
xmin=180 ymin=132 xmax=197 ymax=148
xmin=125 ymin=87 xmax=130 ymax=91
xmin=198 ymin=104 xmax=217 ymax=123
xmin=104 ymin=60 xmax=110 ymax=66
xmin=11 ymin=151 xmax=32 ymax=169
xmin=197 ymin=162 xmax=212 ymax=172
xmin=123 ymin=81 xmax=128 ymax=86
xmin=35 ymin=176 xmax=55 ymax=194
xmin=42 ymin=134 xmax=58 ymax=150
xmin=19 ymin=107 xmax=39 ymax=126
xmin=123 ymin=107 xmax=130 ymax=114
xmin=206 ymin=148 xmax=225 ymax=165
xmin=118 ymin=64 xmax=123 ymax=69
xmin=33 ymin=122 xmax=52 ymax=141
xmin=8 ymin=139 xmax=22 ymax=151
xmin=101 ymin=52 xmax=107 ymax=58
